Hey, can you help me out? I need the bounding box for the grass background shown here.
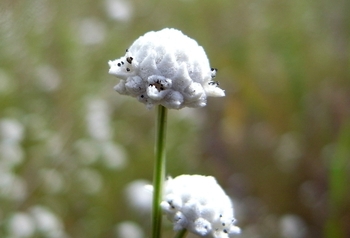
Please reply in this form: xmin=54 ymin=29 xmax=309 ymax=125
xmin=0 ymin=0 xmax=349 ymax=237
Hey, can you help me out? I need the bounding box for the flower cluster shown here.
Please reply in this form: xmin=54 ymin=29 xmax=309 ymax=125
xmin=161 ymin=175 xmax=240 ymax=238
xmin=108 ymin=28 xmax=225 ymax=109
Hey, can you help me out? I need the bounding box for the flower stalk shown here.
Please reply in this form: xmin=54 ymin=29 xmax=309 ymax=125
xmin=152 ymin=105 xmax=168 ymax=238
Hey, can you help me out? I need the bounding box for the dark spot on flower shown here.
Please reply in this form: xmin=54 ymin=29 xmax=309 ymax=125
xmin=211 ymin=68 xmax=218 ymax=78
xmin=117 ymin=63 xmax=121 ymax=67
xmin=149 ymin=81 xmax=163 ymax=91
xmin=209 ymin=81 xmax=219 ymax=86
xmin=126 ymin=68 xmax=130 ymax=72
xmin=121 ymin=61 xmax=124 ymax=65
xmin=167 ymin=199 xmax=175 ymax=208
xmin=127 ymin=57 xmax=133 ymax=64
xmin=223 ymin=229 xmax=228 ymax=233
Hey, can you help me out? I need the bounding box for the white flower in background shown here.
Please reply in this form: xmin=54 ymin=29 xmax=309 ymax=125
xmin=108 ymin=28 xmax=225 ymax=109
xmin=85 ymin=98 xmax=112 ymax=141
xmin=0 ymin=119 xmax=24 ymax=143
xmin=30 ymin=205 xmax=66 ymax=237
xmin=115 ymin=221 xmax=144 ymax=238
xmin=124 ymin=180 xmax=152 ymax=214
xmin=105 ymin=0 xmax=133 ymax=22
xmin=161 ymin=175 xmax=240 ymax=238
xmin=7 ymin=212 xmax=35 ymax=237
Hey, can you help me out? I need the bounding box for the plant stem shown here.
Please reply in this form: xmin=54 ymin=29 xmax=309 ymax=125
xmin=174 ymin=229 xmax=188 ymax=238
xmin=325 ymin=121 xmax=350 ymax=238
xmin=152 ymin=105 xmax=168 ymax=238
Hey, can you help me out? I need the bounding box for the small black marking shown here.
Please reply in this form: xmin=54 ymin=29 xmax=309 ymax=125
xmin=211 ymin=68 xmax=218 ymax=78
xmin=121 ymin=61 xmax=124 ymax=65
xmin=126 ymin=68 xmax=130 ymax=72
xmin=126 ymin=57 xmax=133 ymax=64
xmin=209 ymin=81 xmax=219 ymax=86
xmin=126 ymin=49 xmax=129 ymax=52
xmin=223 ymin=229 xmax=228 ymax=233
xmin=117 ymin=63 xmax=121 ymax=67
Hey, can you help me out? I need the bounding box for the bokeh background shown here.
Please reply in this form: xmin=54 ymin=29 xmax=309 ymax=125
xmin=0 ymin=0 xmax=349 ymax=237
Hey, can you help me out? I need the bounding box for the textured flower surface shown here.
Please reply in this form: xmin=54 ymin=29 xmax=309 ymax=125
xmin=161 ymin=175 xmax=240 ymax=238
xmin=108 ymin=28 xmax=225 ymax=109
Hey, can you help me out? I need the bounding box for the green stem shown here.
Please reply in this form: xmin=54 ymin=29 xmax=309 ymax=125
xmin=325 ymin=121 xmax=350 ymax=238
xmin=152 ymin=105 xmax=168 ymax=238
xmin=174 ymin=229 xmax=188 ymax=238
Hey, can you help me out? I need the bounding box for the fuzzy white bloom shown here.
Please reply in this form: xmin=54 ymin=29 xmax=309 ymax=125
xmin=108 ymin=28 xmax=225 ymax=109
xmin=161 ymin=175 xmax=240 ymax=237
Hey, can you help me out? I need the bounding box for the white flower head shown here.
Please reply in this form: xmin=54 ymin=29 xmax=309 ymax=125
xmin=161 ymin=174 xmax=240 ymax=237
xmin=108 ymin=28 xmax=225 ymax=109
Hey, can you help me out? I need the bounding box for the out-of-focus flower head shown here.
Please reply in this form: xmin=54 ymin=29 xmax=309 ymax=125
xmin=161 ymin=174 xmax=240 ymax=238
xmin=108 ymin=28 xmax=224 ymax=109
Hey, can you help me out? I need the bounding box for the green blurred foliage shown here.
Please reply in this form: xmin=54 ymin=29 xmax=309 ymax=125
xmin=0 ymin=0 xmax=349 ymax=237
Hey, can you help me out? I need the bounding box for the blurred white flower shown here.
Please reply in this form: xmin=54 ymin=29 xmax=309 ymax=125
xmin=108 ymin=28 xmax=224 ymax=109
xmin=0 ymin=118 xmax=24 ymax=143
xmin=77 ymin=18 xmax=106 ymax=45
xmin=115 ymin=221 xmax=144 ymax=238
xmin=0 ymin=143 xmax=24 ymax=168
xmin=100 ymin=141 xmax=127 ymax=169
xmin=0 ymin=118 xmax=25 ymax=169
xmin=35 ymin=64 xmax=61 ymax=92
xmin=85 ymin=98 xmax=112 ymax=141
xmin=7 ymin=212 xmax=35 ymax=237
xmin=105 ymin=0 xmax=133 ymax=22
xmin=279 ymin=214 xmax=307 ymax=238
xmin=124 ymin=179 xmax=152 ymax=214
xmin=161 ymin=174 xmax=240 ymax=237
xmin=30 ymin=205 xmax=66 ymax=237
xmin=0 ymin=172 xmax=27 ymax=202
